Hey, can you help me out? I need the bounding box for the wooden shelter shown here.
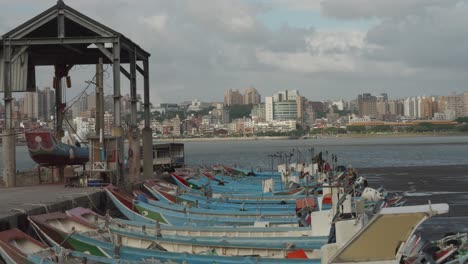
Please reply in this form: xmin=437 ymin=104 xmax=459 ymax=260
xmin=1 ymin=0 xmax=154 ymax=186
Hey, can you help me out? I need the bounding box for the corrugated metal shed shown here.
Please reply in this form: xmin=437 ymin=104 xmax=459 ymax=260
xmin=0 ymin=47 xmax=36 ymax=92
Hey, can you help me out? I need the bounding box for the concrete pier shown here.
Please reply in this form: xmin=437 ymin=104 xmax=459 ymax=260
xmin=0 ymin=185 xmax=107 ymax=232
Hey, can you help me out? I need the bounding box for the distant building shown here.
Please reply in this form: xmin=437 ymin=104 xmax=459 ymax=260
xmin=376 ymin=94 xmax=388 ymax=119
xmin=250 ymin=103 xmax=265 ymax=122
xmin=37 ymin=87 xmax=55 ymax=121
xmin=265 ymin=96 xmax=274 ymax=122
xmin=243 ymin=87 xmax=261 ymax=105
xmin=446 ymin=93 xmax=464 ymax=118
xmin=187 ymin=99 xmax=204 ymax=112
xmin=358 ymin=93 xmax=377 ymax=118
xmin=224 ymin=89 xmax=243 ymax=106
xmin=23 ymin=92 xmax=39 ymax=119
xmin=273 ymin=101 xmax=297 ymax=121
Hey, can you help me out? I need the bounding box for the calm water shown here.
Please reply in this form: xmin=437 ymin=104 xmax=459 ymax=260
xmin=3 ymin=135 xmax=468 ymax=172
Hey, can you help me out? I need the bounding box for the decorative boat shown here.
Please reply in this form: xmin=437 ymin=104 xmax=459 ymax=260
xmin=25 ymin=129 xmax=89 ymax=166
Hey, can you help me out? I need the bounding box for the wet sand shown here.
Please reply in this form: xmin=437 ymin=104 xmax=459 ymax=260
xmin=358 ymin=165 xmax=468 ymax=238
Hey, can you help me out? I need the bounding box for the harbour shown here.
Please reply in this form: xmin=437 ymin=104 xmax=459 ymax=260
xmin=1 ymin=1 xmax=468 ymax=263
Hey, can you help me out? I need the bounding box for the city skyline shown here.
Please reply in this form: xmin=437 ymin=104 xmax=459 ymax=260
xmin=2 ymin=1 xmax=468 ymax=103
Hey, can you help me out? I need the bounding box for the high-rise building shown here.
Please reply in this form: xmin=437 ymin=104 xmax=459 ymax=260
xmin=87 ymin=94 xmax=96 ymax=110
xmin=273 ymin=101 xmax=297 ymax=121
xmin=446 ymin=93 xmax=464 ymax=118
xmin=265 ymin=96 xmax=274 ymax=122
xmin=224 ymin=89 xmax=243 ymax=106
xmin=376 ymin=95 xmax=388 ymax=118
xmin=296 ymin=96 xmax=306 ymax=126
xmin=419 ymin=96 xmax=435 ymax=119
xmin=251 ymin=103 xmax=265 ymax=122
xmin=463 ymin=92 xmax=468 ymax=117
xmin=357 ymin=93 xmax=377 ymax=118
xmin=24 ymin=92 xmax=39 ymax=119
xmin=273 ymin=90 xmax=299 ymax=102
xmin=243 ymin=87 xmax=261 ymax=105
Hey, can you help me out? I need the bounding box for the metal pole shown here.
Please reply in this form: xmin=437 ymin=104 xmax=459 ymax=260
xmin=96 ymin=58 xmax=104 ymax=132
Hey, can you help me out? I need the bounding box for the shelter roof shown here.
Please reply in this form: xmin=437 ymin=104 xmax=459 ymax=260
xmin=1 ymin=0 xmax=149 ymax=65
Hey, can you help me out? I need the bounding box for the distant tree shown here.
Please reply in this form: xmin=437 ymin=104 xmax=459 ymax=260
xmin=347 ymin=126 xmax=366 ymax=133
xmin=455 ymin=117 xmax=468 ymax=124
xmin=228 ymin=104 xmax=253 ymax=121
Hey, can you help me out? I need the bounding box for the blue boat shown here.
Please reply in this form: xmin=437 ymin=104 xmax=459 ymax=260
xmin=106 ymin=186 xmax=300 ymax=227
xmin=145 ymin=183 xmax=298 ymax=212
xmin=29 ymin=212 xmax=321 ymax=263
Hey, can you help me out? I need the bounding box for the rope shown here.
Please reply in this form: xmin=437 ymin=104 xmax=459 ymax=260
xmin=30 ymin=221 xmax=49 ymax=246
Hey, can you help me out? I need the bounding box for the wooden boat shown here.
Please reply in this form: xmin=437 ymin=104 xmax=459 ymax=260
xmin=28 ymin=212 xmax=322 ymax=263
xmin=67 ymin=207 xmax=315 ymax=238
xmin=25 ymin=129 xmax=89 ymax=166
xmin=0 ymin=228 xmax=128 ymax=264
xmin=106 ymin=186 xmax=299 ymax=227
xmin=0 ymin=228 xmax=48 ymax=264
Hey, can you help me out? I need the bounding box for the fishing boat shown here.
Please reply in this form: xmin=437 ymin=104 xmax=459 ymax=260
xmin=67 ymin=207 xmax=315 ymax=238
xmin=0 ymin=229 xmax=130 ymax=264
xmin=25 ymin=129 xmax=89 ymax=167
xmin=30 ymin=203 xmax=451 ymax=264
xmin=28 ymin=212 xmax=320 ymax=263
xmin=135 ymin=191 xmax=299 ymax=218
xmin=144 ymin=183 xmax=298 ymax=212
xmin=105 ymin=186 xmax=299 ymax=227
xmin=0 ymin=228 xmax=48 ymax=264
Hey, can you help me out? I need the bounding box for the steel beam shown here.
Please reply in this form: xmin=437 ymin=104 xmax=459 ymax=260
xmin=95 ymin=43 xmax=113 ymax=61
xmin=136 ymin=64 xmax=144 ymax=75
xmin=9 ymin=10 xmax=57 ymax=39
xmin=129 ymin=48 xmax=137 ymax=128
xmin=7 ymin=37 xmax=117 ymax=46
xmin=2 ymin=44 xmax=16 ymax=187
xmin=120 ymin=67 xmax=131 ymax=80
xmin=58 ymin=10 xmax=65 ymax=38
xmin=112 ymin=40 xmax=121 ymax=129
xmin=142 ymin=59 xmax=152 ymax=179
xmin=10 ymin=46 xmax=29 ymax=63
xmin=64 ymin=11 xmax=114 ymax=37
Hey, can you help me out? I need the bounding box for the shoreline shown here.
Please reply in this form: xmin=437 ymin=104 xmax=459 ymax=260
xmin=153 ymin=133 xmax=468 ymax=143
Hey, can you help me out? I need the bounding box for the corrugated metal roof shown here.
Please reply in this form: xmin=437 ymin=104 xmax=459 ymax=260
xmin=0 ymin=48 xmax=36 ymax=92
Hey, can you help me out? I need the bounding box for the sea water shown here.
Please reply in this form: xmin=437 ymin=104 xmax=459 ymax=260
xmin=3 ymin=135 xmax=468 ymax=172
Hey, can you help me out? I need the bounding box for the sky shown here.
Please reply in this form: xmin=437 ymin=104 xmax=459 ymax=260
xmin=2 ymin=0 xmax=468 ymax=104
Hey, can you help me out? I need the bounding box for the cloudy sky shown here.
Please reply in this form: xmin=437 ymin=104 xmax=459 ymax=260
xmin=2 ymin=0 xmax=468 ymax=103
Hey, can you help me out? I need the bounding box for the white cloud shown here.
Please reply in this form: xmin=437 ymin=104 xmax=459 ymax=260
xmin=140 ymin=14 xmax=168 ymax=33
xmin=2 ymin=0 xmax=468 ymax=102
